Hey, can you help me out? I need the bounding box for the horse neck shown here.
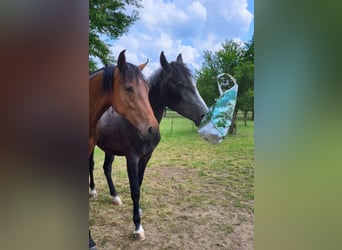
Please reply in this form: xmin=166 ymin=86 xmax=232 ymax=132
xmin=89 ymin=74 xmax=110 ymax=135
xmin=148 ymin=70 xmax=166 ymax=123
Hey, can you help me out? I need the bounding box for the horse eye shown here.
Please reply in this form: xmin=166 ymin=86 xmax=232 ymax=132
xmin=176 ymin=81 xmax=185 ymax=87
xmin=125 ymin=86 xmax=134 ymax=92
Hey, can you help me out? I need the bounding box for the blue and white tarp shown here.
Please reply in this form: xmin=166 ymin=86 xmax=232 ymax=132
xmin=198 ymin=73 xmax=238 ymax=144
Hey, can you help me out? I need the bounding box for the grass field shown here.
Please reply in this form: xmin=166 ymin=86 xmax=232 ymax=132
xmin=89 ymin=117 xmax=254 ymax=249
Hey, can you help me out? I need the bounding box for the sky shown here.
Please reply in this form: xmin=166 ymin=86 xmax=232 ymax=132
xmin=105 ymin=0 xmax=254 ymax=76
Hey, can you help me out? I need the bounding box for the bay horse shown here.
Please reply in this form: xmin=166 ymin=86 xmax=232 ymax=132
xmin=89 ymin=52 xmax=208 ymax=241
xmin=88 ymin=50 xmax=158 ymax=249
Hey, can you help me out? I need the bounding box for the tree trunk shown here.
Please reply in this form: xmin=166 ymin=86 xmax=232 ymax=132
xmin=228 ymin=110 xmax=238 ymax=135
xmin=244 ymin=111 xmax=248 ymax=126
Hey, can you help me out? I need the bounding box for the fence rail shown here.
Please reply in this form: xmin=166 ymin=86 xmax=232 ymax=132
xmin=164 ymin=109 xmax=253 ymax=120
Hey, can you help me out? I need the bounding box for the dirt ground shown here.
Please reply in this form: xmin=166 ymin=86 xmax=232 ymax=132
xmin=90 ymin=164 xmax=254 ymax=249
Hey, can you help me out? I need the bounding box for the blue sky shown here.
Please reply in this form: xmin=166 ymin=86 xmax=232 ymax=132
xmin=106 ymin=0 xmax=254 ymax=76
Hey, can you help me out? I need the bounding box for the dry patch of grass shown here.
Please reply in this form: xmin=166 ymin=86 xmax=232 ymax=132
xmin=89 ymin=118 xmax=254 ymax=249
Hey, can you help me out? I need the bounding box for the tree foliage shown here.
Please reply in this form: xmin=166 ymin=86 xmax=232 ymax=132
xmin=89 ymin=0 xmax=142 ymax=72
xmin=196 ymin=36 xmax=254 ymax=132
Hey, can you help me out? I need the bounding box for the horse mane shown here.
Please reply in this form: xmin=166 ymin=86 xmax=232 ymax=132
xmin=171 ymin=61 xmax=193 ymax=83
xmin=98 ymin=63 xmax=146 ymax=92
xmin=148 ymin=68 xmax=163 ymax=89
xmin=148 ymin=61 xmax=193 ymax=90
xmin=89 ymin=65 xmax=116 ymax=92
xmin=90 ymin=57 xmax=193 ymax=93
xmin=89 ymin=67 xmax=104 ymax=76
xmin=102 ymin=65 xmax=116 ymax=92
xmin=124 ymin=63 xmax=146 ymax=83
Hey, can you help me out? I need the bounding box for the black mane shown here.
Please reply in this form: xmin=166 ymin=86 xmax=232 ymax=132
xmin=89 ymin=65 xmax=114 ymax=92
xmin=90 ymin=63 xmax=145 ymax=93
xmin=148 ymin=61 xmax=192 ymax=90
xmin=123 ymin=63 xmax=146 ymax=83
xmin=148 ymin=68 xmax=163 ymax=89
xmin=89 ymin=67 xmax=105 ymax=76
xmin=102 ymin=65 xmax=116 ymax=92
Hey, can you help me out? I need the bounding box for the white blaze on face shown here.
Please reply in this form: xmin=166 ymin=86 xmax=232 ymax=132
xmin=193 ymin=81 xmax=209 ymax=112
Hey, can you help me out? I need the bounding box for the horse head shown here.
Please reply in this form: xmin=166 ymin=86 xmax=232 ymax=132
xmin=159 ymin=51 xmax=208 ymax=126
xmin=112 ymin=50 xmax=158 ymax=138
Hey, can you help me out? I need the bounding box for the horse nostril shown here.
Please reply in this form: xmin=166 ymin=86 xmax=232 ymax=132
xmin=148 ymin=126 xmax=153 ymax=134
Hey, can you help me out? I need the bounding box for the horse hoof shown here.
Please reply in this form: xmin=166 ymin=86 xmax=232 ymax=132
xmin=133 ymin=225 xmax=145 ymax=241
xmin=89 ymin=189 xmax=97 ymax=198
xmin=134 ymin=231 xmax=145 ymax=241
xmin=113 ymin=196 xmax=123 ymax=205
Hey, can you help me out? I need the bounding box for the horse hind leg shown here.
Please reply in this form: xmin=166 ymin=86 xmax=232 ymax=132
xmin=103 ymin=153 xmax=122 ymax=205
xmin=89 ymin=151 xmax=97 ymax=198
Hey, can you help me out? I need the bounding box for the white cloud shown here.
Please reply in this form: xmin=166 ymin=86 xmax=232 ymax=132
xmin=141 ymin=0 xmax=188 ymax=29
xmin=104 ymin=0 xmax=254 ymax=77
xmin=188 ymin=1 xmax=207 ymax=21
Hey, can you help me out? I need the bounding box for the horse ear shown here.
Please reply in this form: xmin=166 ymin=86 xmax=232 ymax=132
xmin=160 ymin=51 xmax=170 ymax=71
xmin=138 ymin=58 xmax=149 ymax=71
xmin=117 ymin=49 xmax=126 ymax=72
xmin=176 ymin=53 xmax=183 ymax=63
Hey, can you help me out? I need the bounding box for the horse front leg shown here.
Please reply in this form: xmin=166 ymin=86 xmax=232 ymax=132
xmin=136 ymin=153 xmax=152 ymax=216
xmin=138 ymin=153 xmax=152 ymax=187
xmin=103 ymin=153 xmax=122 ymax=205
xmin=89 ymin=151 xmax=97 ymax=198
xmin=126 ymin=155 xmax=145 ymax=240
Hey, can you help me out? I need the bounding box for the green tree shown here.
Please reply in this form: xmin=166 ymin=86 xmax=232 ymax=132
xmin=238 ymin=35 xmax=254 ymax=123
xmin=196 ymin=36 xmax=254 ymax=134
xmin=196 ymin=40 xmax=244 ymax=107
xmin=89 ymin=0 xmax=142 ymax=72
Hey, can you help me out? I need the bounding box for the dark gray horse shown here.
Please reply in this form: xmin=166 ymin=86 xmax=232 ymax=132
xmin=89 ymin=52 xmax=208 ymax=240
